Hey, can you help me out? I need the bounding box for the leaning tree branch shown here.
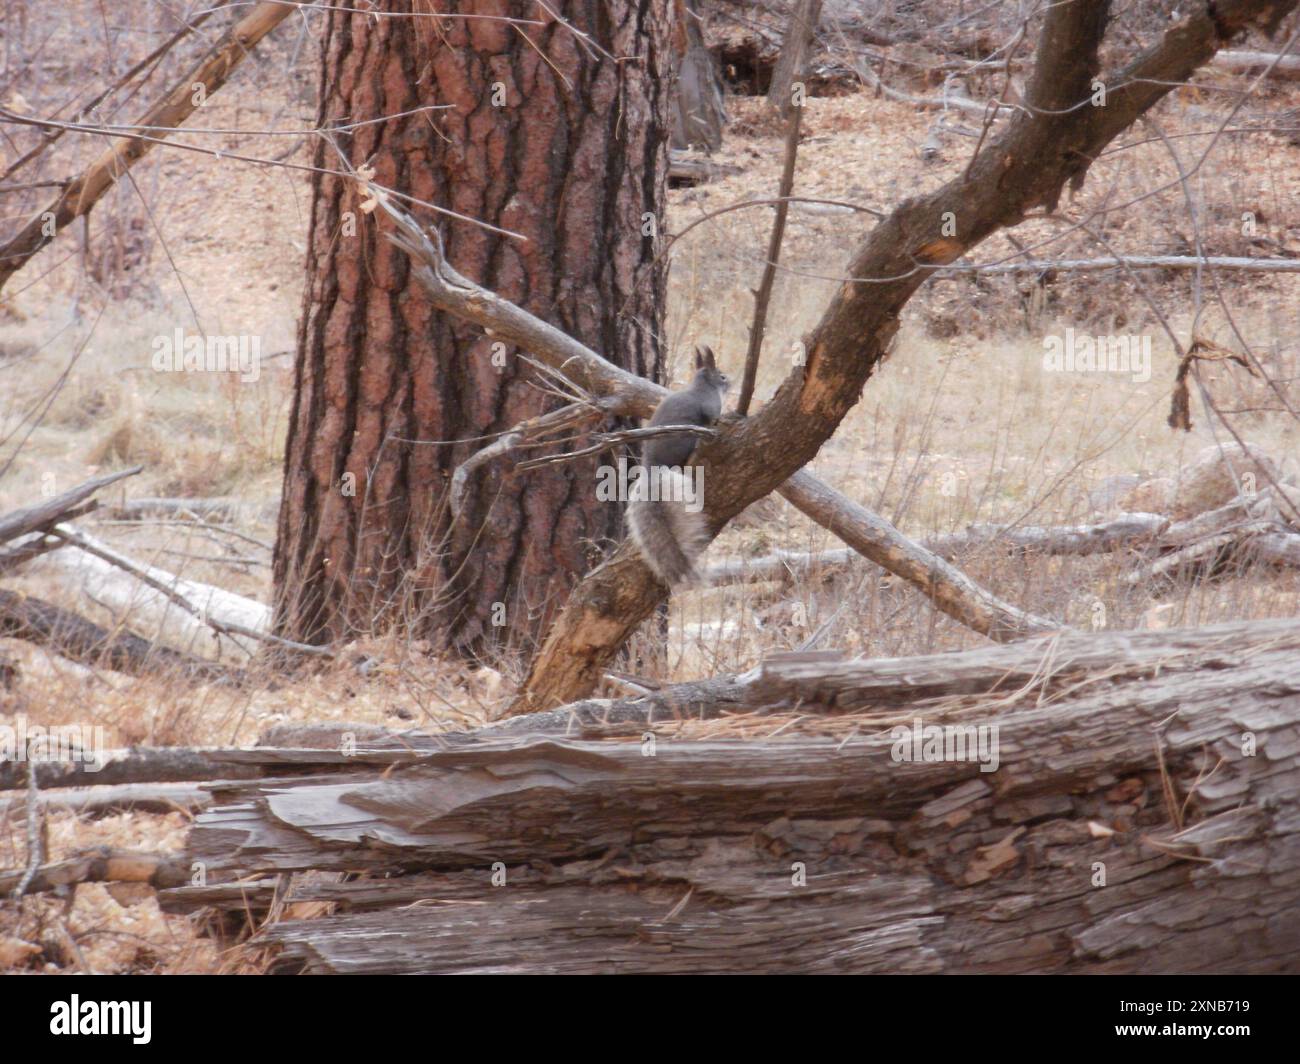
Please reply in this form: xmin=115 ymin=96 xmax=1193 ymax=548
xmin=508 ymin=0 xmax=1297 ymax=710
xmin=0 ymin=1 xmax=306 ymax=292
xmin=375 ymin=190 xmax=1066 ymax=702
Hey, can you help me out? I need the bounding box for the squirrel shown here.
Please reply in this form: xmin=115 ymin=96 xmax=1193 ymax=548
xmin=627 ymin=345 xmax=730 ymax=587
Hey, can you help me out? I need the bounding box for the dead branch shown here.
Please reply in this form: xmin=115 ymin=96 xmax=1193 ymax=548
xmin=45 ymin=526 xmax=328 ymax=660
xmin=775 ymin=470 xmax=1061 ymax=639
xmin=0 ymin=466 xmax=141 ymax=546
xmin=1 ymin=781 xmax=212 ymax=819
xmin=1211 ymin=49 xmax=1300 ymax=80
xmin=0 ymin=744 xmax=262 ymax=792
xmin=104 ymin=496 xmax=264 ymax=523
xmin=0 ymin=1 xmax=305 ymax=291
xmin=949 ymin=255 xmax=1300 ymax=276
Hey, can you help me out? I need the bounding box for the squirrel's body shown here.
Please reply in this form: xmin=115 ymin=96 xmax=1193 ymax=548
xmin=628 ymin=346 xmax=729 ymax=587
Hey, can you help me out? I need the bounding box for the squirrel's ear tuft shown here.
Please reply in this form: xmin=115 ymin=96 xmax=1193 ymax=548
xmin=696 ymin=344 xmax=716 ymax=371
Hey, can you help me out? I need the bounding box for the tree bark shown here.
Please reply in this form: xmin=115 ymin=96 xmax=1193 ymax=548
xmin=274 ymin=0 xmax=672 ymax=655
xmin=160 ymin=616 xmax=1300 ymax=973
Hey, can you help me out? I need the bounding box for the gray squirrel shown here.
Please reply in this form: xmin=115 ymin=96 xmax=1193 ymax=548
xmin=627 ymin=345 xmax=730 ymax=587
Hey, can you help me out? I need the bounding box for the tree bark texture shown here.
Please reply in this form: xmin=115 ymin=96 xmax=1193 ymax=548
xmin=274 ymin=0 xmax=673 ymax=654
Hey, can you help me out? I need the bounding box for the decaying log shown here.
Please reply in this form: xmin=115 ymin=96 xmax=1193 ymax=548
xmin=104 ymin=496 xmax=271 ymax=523
xmin=704 ymin=512 xmax=1171 ymax=585
xmin=0 ymin=589 xmax=241 ymax=685
xmin=0 ymin=849 xmax=188 ymax=895
xmin=160 ymin=616 xmax=1300 ymax=973
xmin=776 ymin=470 xmax=1061 ymax=639
xmin=29 ymin=527 xmax=272 ymax=659
xmin=1 ymin=781 xmax=213 ymax=818
xmin=1210 ymin=49 xmax=1300 ymax=80
xmin=951 ymin=255 xmax=1300 ymax=276
xmin=0 ymin=745 xmax=261 ymax=791
xmin=668 ymin=149 xmax=724 ymax=186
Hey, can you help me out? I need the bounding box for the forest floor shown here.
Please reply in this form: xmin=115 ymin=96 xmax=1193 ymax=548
xmin=0 ymin=5 xmax=1298 ymax=972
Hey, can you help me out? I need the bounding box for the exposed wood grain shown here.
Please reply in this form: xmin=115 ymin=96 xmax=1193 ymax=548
xmin=161 ymin=616 xmax=1300 ymax=973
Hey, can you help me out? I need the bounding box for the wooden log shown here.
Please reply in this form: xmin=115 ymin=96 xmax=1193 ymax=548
xmin=161 ymin=616 xmax=1300 ymax=973
xmin=0 ymin=848 xmax=188 ymax=895
xmin=948 ymin=255 xmax=1300 ymax=276
xmin=776 ymin=470 xmax=1062 ymax=639
xmin=0 ymin=744 xmax=262 ymax=791
xmin=31 ymin=527 xmax=272 ymax=659
xmin=0 ymin=781 xmax=213 ymax=818
xmin=0 ymin=589 xmax=242 ymax=686
xmin=103 ymin=496 xmax=267 ymax=523
xmin=1210 ymin=50 xmax=1300 ymax=80
xmin=702 ymin=512 xmax=1171 ymax=585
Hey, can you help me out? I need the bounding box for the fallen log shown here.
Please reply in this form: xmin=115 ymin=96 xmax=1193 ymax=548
xmin=948 ymin=255 xmax=1300 ymax=276
xmin=703 ymin=512 xmax=1171 ymax=585
xmin=103 ymin=496 xmax=267 ymax=523
xmin=29 ymin=526 xmax=273 ymax=659
xmin=0 ymin=849 xmax=188 ymax=895
xmin=0 ymin=781 xmax=212 ymax=818
xmin=0 ymin=744 xmax=262 ymax=791
xmin=776 ymin=470 xmax=1061 ymax=639
xmin=0 ymin=589 xmax=242 ymax=686
xmin=1210 ymin=49 xmax=1300 ymax=80
xmin=161 ymin=615 xmax=1300 ymax=973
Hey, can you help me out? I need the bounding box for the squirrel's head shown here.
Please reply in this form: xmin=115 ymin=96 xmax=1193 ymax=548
xmin=693 ymin=344 xmax=729 ymax=394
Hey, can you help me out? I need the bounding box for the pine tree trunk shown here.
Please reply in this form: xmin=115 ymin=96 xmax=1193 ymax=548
xmin=274 ymin=0 xmax=672 ymax=653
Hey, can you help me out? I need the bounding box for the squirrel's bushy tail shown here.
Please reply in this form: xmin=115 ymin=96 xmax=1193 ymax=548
xmin=628 ymin=472 xmax=710 ymax=587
